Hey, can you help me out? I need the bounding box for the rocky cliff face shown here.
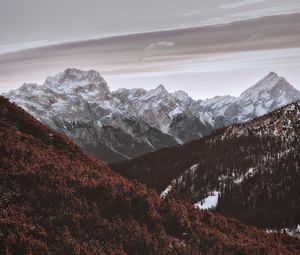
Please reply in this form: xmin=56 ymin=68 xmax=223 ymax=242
xmin=5 ymin=68 xmax=300 ymax=162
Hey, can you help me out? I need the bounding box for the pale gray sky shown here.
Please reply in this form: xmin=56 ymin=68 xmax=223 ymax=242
xmin=1 ymin=0 xmax=300 ymax=99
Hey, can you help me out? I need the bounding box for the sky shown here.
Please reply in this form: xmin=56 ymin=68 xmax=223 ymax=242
xmin=0 ymin=0 xmax=300 ymax=99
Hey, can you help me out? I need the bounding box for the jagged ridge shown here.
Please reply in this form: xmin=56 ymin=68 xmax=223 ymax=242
xmin=5 ymin=69 xmax=300 ymax=163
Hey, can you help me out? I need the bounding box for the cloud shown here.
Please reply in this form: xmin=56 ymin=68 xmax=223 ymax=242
xmin=227 ymin=5 xmax=300 ymax=18
xmin=145 ymin=41 xmax=175 ymax=50
xmin=220 ymin=0 xmax=265 ymax=9
xmin=0 ymin=40 xmax=49 ymax=54
xmin=182 ymin=10 xmax=201 ymax=17
xmin=246 ymin=33 xmax=265 ymax=42
xmin=140 ymin=41 xmax=175 ymax=61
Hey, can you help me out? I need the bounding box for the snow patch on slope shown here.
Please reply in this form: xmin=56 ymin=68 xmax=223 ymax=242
xmin=194 ymin=191 xmax=219 ymax=210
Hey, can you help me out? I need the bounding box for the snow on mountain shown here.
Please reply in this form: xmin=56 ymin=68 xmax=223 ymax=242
xmin=4 ymin=69 xmax=300 ymax=163
xmin=44 ymin=68 xmax=110 ymax=94
xmin=229 ymin=72 xmax=300 ymax=123
xmin=190 ymin=95 xmax=236 ymax=128
xmin=140 ymin=84 xmax=171 ymax=103
xmin=171 ymin=90 xmax=192 ymax=107
xmin=194 ymin=191 xmax=219 ymax=210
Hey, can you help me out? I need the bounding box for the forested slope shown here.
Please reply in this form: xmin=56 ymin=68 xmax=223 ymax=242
xmin=112 ymin=101 xmax=300 ymax=229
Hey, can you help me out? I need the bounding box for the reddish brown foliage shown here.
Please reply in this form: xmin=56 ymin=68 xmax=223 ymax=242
xmin=0 ymin=96 xmax=300 ymax=254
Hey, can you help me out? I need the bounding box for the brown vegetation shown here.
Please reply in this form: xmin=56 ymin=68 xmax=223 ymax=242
xmin=1 ymin=96 xmax=300 ymax=254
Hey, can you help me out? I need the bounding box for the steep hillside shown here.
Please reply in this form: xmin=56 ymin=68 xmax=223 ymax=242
xmin=5 ymin=69 xmax=300 ymax=163
xmin=2 ymin=96 xmax=300 ymax=254
xmin=112 ymin=101 xmax=300 ymax=229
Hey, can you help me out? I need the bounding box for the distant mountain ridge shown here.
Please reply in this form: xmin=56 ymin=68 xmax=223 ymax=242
xmin=5 ymin=68 xmax=300 ymax=163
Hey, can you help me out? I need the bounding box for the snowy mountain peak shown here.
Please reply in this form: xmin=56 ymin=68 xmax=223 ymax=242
xmin=155 ymin=84 xmax=168 ymax=93
xmin=112 ymin=88 xmax=147 ymax=101
xmin=258 ymin=71 xmax=284 ymax=87
xmin=140 ymin=84 xmax=171 ymax=102
xmin=266 ymin=71 xmax=279 ymax=79
xmin=44 ymin=68 xmax=109 ymax=93
xmin=239 ymin=72 xmax=298 ymax=102
xmin=244 ymin=72 xmax=280 ymax=94
xmin=173 ymin=90 xmax=191 ymax=105
xmin=233 ymin=72 xmax=300 ymax=123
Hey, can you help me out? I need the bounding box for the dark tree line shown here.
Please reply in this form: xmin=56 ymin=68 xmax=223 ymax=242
xmin=112 ymin=101 xmax=300 ymax=229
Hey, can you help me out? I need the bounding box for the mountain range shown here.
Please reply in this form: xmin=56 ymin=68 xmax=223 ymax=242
xmin=2 ymin=96 xmax=300 ymax=254
xmin=112 ymin=100 xmax=300 ymax=229
xmin=5 ymin=68 xmax=300 ymax=163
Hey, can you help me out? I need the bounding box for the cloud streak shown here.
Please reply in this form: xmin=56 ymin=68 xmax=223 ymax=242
xmin=220 ymin=0 xmax=266 ymax=9
xmin=0 ymin=13 xmax=300 ymax=98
